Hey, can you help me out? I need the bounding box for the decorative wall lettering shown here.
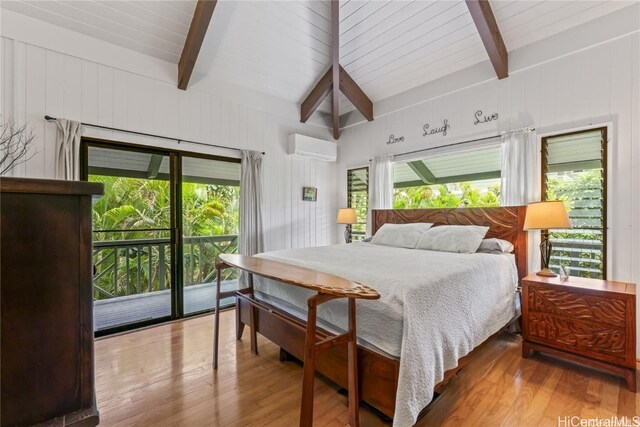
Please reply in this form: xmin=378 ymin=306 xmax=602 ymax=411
xmin=474 ymin=110 xmax=499 ymax=125
xmin=387 ymin=134 xmax=404 ymax=145
xmin=423 ymin=119 xmax=449 ymax=137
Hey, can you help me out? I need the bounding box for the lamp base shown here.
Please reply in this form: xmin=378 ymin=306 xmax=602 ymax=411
xmin=536 ymin=268 xmax=558 ymax=277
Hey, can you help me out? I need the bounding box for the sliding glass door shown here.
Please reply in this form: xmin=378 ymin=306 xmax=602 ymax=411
xmin=86 ymin=145 xmax=174 ymax=332
xmin=181 ymin=156 xmax=240 ymax=315
xmin=83 ymin=140 xmax=240 ymax=334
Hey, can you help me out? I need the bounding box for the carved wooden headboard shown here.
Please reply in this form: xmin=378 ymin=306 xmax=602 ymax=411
xmin=372 ymin=207 xmax=528 ymax=282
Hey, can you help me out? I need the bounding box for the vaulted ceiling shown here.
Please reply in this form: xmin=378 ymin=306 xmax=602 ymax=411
xmin=3 ymin=0 xmax=634 ymax=121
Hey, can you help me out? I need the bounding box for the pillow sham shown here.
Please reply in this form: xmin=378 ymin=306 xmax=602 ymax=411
xmin=415 ymin=225 xmax=489 ymax=254
xmin=476 ymin=238 xmax=514 ymax=254
xmin=370 ymin=223 xmax=433 ymax=249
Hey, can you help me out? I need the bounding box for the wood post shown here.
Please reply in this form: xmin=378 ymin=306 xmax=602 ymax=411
xmin=347 ymin=298 xmax=359 ymax=427
xmin=213 ymin=263 xmax=222 ymax=369
xmin=299 ymin=293 xmax=360 ymax=427
xmin=248 ymin=273 xmax=258 ymax=355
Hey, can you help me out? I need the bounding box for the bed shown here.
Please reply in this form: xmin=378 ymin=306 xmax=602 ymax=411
xmin=234 ymin=207 xmax=528 ymax=426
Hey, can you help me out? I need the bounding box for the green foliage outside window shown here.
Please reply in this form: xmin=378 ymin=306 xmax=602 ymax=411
xmin=89 ymin=175 xmax=239 ymax=300
xmin=393 ymin=181 xmax=501 ymax=209
xmin=349 ymin=190 xmax=368 ymax=241
xmin=544 ymin=169 xmax=604 ymax=278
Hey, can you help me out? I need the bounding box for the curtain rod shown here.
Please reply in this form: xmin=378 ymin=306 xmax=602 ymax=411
xmin=44 ymin=115 xmax=265 ymax=155
xmin=369 ymin=127 xmax=535 ymax=162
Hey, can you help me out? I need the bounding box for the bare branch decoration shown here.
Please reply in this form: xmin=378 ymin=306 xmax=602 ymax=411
xmin=1 ymin=121 xmax=36 ymax=175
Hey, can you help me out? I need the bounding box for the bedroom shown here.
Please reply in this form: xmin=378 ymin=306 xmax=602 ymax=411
xmin=0 ymin=0 xmax=639 ymax=426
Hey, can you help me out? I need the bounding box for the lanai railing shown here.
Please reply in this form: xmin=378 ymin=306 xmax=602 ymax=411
xmin=92 ymin=235 xmax=238 ymax=300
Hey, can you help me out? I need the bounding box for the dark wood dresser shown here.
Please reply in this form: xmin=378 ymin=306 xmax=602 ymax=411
xmin=1 ymin=177 xmax=103 ymax=426
xmin=522 ymin=274 xmax=636 ymax=391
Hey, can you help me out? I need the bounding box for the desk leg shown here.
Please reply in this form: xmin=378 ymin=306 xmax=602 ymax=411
xmin=235 ymin=296 xmax=245 ymax=340
xmin=248 ymin=273 xmax=258 ymax=355
xmin=213 ymin=264 xmax=222 ymax=369
xmin=300 ymin=296 xmax=318 ymax=427
xmin=347 ymin=299 xmax=359 ymax=427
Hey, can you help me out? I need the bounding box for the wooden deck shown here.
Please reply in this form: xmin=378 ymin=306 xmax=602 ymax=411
xmin=94 ymin=280 xmax=238 ymax=331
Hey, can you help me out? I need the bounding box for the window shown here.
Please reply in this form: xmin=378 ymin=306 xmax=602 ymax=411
xmin=347 ymin=167 xmax=369 ymax=242
xmin=393 ymin=146 xmax=501 ymax=208
xmin=542 ymin=127 xmax=607 ymax=279
xmin=83 ymin=141 xmax=241 ymax=335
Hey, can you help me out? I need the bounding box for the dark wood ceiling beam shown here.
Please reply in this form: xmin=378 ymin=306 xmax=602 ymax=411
xmin=178 ymin=0 xmax=218 ymax=90
xmin=465 ymin=0 xmax=508 ymax=79
xmin=300 ymin=68 xmax=333 ymax=123
xmin=339 ymin=66 xmax=373 ymax=122
xmin=298 ymin=0 xmax=374 ymax=138
xmin=331 ymin=0 xmax=340 ymax=140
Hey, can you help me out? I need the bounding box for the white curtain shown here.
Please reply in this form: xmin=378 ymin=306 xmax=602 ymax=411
xmin=239 ymin=150 xmax=264 ymax=256
xmin=500 ymin=129 xmax=539 ymax=205
xmin=500 ymin=129 xmax=541 ymax=273
xmin=55 ymin=119 xmax=82 ymax=180
xmin=369 ymin=154 xmax=394 ymax=210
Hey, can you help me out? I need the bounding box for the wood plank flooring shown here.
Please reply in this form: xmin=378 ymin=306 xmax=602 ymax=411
xmin=95 ymin=309 xmax=639 ymax=426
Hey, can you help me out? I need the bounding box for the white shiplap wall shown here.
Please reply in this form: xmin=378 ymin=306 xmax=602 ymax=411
xmin=338 ymin=30 xmax=640 ymax=354
xmin=0 ymin=36 xmax=338 ymax=252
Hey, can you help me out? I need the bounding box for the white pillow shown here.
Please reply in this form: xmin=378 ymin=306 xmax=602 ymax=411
xmin=370 ymin=223 xmax=433 ymax=249
xmin=415 ymin=225 xmax=489 ymax=254
xmin=476 ymin=238 xmax=514 ymax=254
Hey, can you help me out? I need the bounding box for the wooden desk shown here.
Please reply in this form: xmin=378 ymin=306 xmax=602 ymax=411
xmin=213 ymin=254 xmax=380 ymax=427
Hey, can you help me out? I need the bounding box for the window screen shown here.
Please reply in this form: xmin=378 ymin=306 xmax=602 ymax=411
xmin=542 ymin=127 xmax=607 ymax=279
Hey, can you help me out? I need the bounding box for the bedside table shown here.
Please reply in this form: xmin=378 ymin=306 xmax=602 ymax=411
xmin=522 ymin=274 xmax=636 ymax=391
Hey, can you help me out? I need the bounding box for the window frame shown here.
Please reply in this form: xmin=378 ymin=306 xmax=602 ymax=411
xmin=80 ymin=137 xmax=241 ymax=336
xmin=391 ymin=144 xmax=502 ymax=209
xmin=541 ymin=126 xmax=608 ymax=279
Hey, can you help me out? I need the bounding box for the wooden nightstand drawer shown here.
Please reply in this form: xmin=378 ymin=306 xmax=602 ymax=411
xmin=527 ymin=284 xmax=628 ymax=328
xmin=522 ymin=275 xmax=636 ymax=391
xmin=527 ymin=311 xmax=627 ymax=361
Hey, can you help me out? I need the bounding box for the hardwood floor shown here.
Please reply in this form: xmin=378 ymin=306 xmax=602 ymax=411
xmin=95 ymin=309 xmax=639 ymax=426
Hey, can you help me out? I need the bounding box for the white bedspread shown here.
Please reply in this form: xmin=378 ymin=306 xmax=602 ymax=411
xmin=253 ymin=242 xmax=518 ymax=427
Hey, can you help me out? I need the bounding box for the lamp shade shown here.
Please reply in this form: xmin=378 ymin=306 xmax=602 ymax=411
xmin=523 ymin=201 xmax=572 ymax=230
xmin=336 ymin=208 xmax=357 ymax=224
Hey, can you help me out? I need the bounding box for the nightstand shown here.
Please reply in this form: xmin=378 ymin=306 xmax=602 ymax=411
xmin=522 ymin=274 xmax=637 ymax=391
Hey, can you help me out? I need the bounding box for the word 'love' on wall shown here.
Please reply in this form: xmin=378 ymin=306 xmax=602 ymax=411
xmin=386 ymin=134 xmax=404 ymax=145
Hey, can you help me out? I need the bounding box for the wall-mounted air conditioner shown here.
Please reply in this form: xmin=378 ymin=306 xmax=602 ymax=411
xmin=287 ymin=134 xmax=337 ymax=162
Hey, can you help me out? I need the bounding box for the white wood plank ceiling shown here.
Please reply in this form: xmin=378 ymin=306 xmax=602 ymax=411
xmin=3 ymin=0 xmax=634 ymax=118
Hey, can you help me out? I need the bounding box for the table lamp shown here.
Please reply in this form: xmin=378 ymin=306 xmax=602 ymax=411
xmin=524 ymin=201 xmax=572 ymax=277
xmin=337 ymin=208 xmax=357 ymax=243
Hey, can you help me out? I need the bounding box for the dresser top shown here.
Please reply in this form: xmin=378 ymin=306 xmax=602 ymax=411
xmin=523 ymin=274 xmax=636 ymax=295
xmin=0 ymin=177 xmax=103 ymax=196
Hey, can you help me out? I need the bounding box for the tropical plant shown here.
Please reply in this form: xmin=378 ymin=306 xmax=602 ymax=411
xmin=89 ymin=175 xmax=240 ymax=300
xmin=545 ymin=169 xmax=604 ymax=278
xmin=393 ymin=180 xmax=501 ymax=209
